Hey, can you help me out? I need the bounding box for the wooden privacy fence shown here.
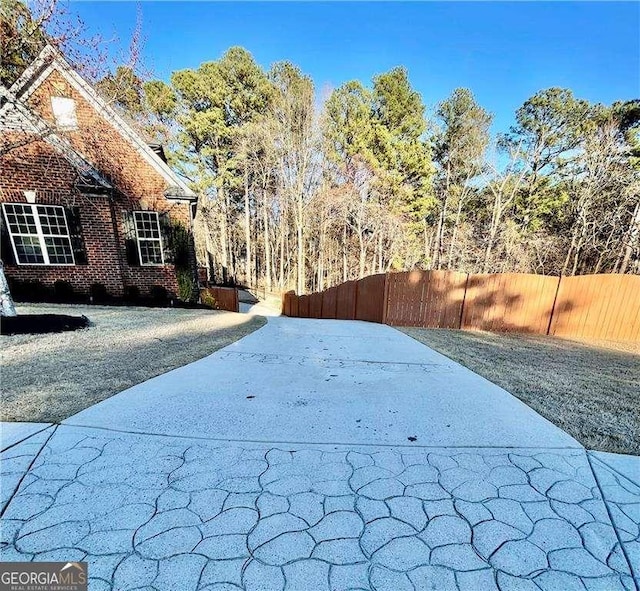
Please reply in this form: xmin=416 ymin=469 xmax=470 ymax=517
xmin=282 ymin=271 xmax=640 ymax=342
xmin=282 ymin=273 xmax=386 ymax=325
xmin=201 ymin=286 xmax=239 ymax=312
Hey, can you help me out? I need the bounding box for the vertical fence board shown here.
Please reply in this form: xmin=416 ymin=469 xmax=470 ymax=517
xmin=309 ymin=292 xmax=323 ymax=318
xmin=336 ymin=280 xmax=357 ymax=320
xmin=629 ymin=292 xmax=640 ymax=342
xmin=402 ymin=270 xmax=424 ymax=325
xmin=382 ymin=273 xmax=390 ymax=324
xmin=461 ymin=273 xmax=557 ymax=334
xmin=298 ymin=295 xmax=310 ymax=318
xmin=421 ymin=271 xmax=432 ymax=327
xmin=550 ymin=274 xmax=640 ymax=341
xmin=602 ymin=282 xmax=616 ymax=340
xmin=356 ymin=274 xmax=386 ymax=323
xmin=385 ymin=273 xmax=401 ymax=325
xmin=321 ymin=287 xmax=338 ymax=319
xmin=282 ymin=291 xmax=292 ymax=316
xmin=608 ymin=283 xmax=640 ymax=340
xmin=413 ymin=270 xmax=467 ymax=329
xmin=624 ymin=279 xmax=640 ymax=341
xmin=386 ymin=271 xmax=414 ymax=325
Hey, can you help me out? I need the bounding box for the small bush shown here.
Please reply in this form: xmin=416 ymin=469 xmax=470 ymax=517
xmin=53 ymin=280 xmax=74 ymax=302
xmin=200 ymin=289 xmax=219 ymax=310
xmin=16 ymin=280 xmax=51 ymax=302
xmin=164 ymin=221 xmax=192 ymax=269
xmin=90 ymin=283 xmax=109 ymax=303
xmin=7 ymin=277 xmax=24 ymax=300
xmin=177 ymin=269 xmax=198 ymax=303
xmin=149 ymin=285 xmax=168 ymax=305
xmin=125 ymin=285 xmax=140 ymax=302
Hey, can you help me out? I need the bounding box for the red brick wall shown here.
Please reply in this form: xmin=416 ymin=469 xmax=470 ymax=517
xmin=0 ymin=66 xmax=196 ymax=300
xmin=29 ymin=70 xmax=192 ymax=213
xmin=0 ymin=136 xmax=126 ymax=296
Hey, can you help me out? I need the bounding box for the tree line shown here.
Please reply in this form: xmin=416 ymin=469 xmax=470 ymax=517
xmin=133 ymin=48 xmax=640 ymax=292
xmin=2 ymin=2 xmax=639 ymax=292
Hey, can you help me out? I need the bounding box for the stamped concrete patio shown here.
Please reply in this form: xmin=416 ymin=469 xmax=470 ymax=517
xmin=1 ymin=317 xmax=638 ymax=590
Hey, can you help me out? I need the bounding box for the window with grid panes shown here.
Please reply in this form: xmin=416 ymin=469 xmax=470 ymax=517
xmin=2 ymin=203 xmax=75 ymax=265
xmin=133 ymin=211 xmax=164 ymax=265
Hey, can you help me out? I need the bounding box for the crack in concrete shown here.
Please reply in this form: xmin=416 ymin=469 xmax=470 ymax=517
xmin=1 ymin=426 xmax=637 ymax=590
xmin=1 ymin=425 xmax=58 ymax=517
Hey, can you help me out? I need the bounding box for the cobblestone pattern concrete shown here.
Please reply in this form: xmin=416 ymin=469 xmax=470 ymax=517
xmin=0 ymin=426 xmax=637 ymax=591
xmin=1 ymin=426 xmax=55 ymax=511
xmin=590 ymin=454 xmax=640 ymax=588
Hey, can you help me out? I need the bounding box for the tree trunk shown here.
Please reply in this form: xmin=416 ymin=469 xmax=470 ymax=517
xmin=318 ymin=219 xmax=326 ymax=291
xmin=433 ymin=164 xmax=451 ymax=269
xmin=447 ymin=195 xmax=465 ymax=269
xmin=342 ymin=225 xmax=348 ymax=282
xmin=619 ymin=200 xmax=640 ymax=274
xmin=220 ymin=188 xmax=229 ymax=284
xmin=262 ymin=189 xmax=272 ymax=291
xmin=279 ymin=223 xmax=285 ymax=289
xmin=432 ymin=213 xmax=442 ymax=268
xmin=571 ymin=242 xmax=582 ymax=276
xmin=483 ymin=224 xmax=498 ymax=273
xmin=483 ymin=190 xmax=504 ymax=273
xmin=358 ymin=226 xmax=366 ymax=279
xmin=562 ymin=229 xmax=578 ymax=276
xmin=0 ymin=261 xmax=17 ymax=317
xmin=204 ymin=224 xmax=215 ymax=283
xmin=433 ymin=194 xmax=449 ymax=269
xmin=296 ymin=194 xmax=305 ymax=293
xmin=244 ymin=171 xmax=251 ymax=286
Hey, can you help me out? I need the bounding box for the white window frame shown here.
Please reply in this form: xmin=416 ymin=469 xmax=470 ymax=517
xmin=2 ymin=203 xmax=75 ymax=266
xmin=133 ymin=211 xmax=165 ymax=266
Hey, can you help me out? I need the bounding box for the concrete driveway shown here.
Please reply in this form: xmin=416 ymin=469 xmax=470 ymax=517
xmin=63 ymin=318 xmax=578 ymax=448
xmin=1 ymin=317 xmax=638 ymax=590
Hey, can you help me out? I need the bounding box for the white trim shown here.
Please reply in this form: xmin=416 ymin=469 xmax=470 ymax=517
xmin=7 ymin=48 xmax=196 ymax=199
xmin=133 ymin=210 xmax=165 ymax=266
xmin=165 ymin=198 xmax=195 ymax=205
xmin=2 ymin=203 xmax=75 ymax=266
xmin=2 ymin=205 xmax=21 ymax=265
xmin=9 ymin=61 xmax=56 ymax=102
xmin=31 ymin=206 xmax=50 ymax=265
xmin=7 ymin=45 xmax=57 ymax=95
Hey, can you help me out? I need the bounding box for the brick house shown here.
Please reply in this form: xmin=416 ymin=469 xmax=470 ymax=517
xmin=0 ymin=45 xmax=198 ymax=303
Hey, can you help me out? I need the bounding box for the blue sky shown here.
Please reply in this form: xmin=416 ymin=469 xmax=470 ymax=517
xmin=69 ymin=1 xmax=639 ymax=134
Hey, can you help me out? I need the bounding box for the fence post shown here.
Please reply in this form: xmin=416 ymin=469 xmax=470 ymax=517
xmin=458 ymin=273 xmax=470 ymax=329
xmin=382 ymin=273 xmax=390 ymax=325
xmin=352 ymin=281 xmax=358 ymax=320
xmin=282 ymin=290 xmax=295 ymax=316
xmin=546 ymin=275 xmax=562 ymax=336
